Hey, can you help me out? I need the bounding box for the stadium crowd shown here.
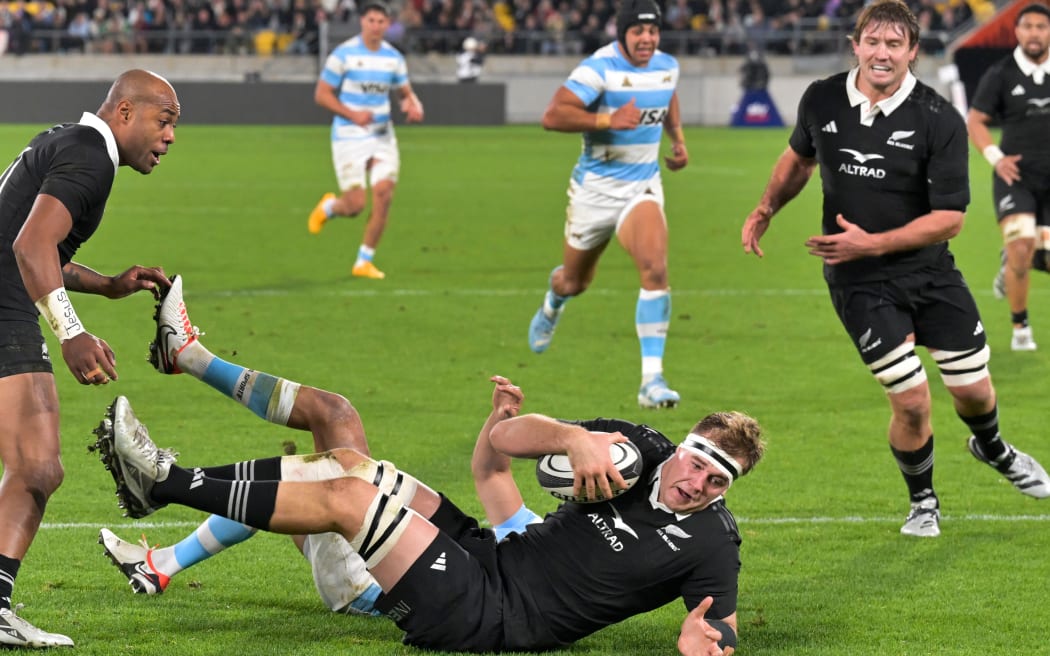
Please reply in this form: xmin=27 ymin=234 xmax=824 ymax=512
xmin=0 ymin=0 xmax=982 ymax=58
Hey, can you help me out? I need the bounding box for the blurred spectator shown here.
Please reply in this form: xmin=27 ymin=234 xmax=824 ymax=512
xmin=2 ymin=1 xmax=32 ymax=55
xmin=189 ymin=4 xmax=216 ymax=52
xmin=740 ymin=47 xmax=769 ymax=89
xmin=65 ymin=10 xmax=94 ymax=51
xmin=456 ymin=34 xmax=485 ymax=81
xmin=0 ymin=0 xmax=979 ymax=57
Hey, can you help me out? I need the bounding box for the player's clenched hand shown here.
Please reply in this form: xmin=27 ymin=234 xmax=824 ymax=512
xmin=349 ymin=109 xmax=374 ymax=126
xmin=61 ymin=333 xmax=117 ymax=385
xmin=611 ymin=98 xmax=641 ymax=130
xmin=678 ymin=597 xmax=731 ymax=656
xmin=665 ymin=142 xmax=688 ymax=171
xmin=490 ymin=375 xmax=524 ymax=420
xmin=567 ymin=431 xmax=629 ymax=502
xmin=105 ymin=265 xmax=170 ymax=300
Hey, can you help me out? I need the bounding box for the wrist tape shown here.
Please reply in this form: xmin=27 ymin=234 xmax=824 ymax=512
xmin=35 ymin=287 xmax=85 ymax=343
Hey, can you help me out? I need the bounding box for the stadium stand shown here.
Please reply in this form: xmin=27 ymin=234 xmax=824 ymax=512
xmin=0 ymin=0 xmax=996 ymax=57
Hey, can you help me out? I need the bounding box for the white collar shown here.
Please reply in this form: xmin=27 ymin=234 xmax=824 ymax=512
xmin=845 ymin=67 xmax=917 ymax=127
xmin=78 ymin=112 xmax=119 ymax=174
xmin=647 ymin=456 xmax=722 ymax=520
xmin=1014 ymin=46 xmax=1050 ymax=84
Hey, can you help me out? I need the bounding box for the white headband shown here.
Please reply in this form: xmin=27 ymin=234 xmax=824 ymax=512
xmin=680 ymin=433 xmax=742 ymax=483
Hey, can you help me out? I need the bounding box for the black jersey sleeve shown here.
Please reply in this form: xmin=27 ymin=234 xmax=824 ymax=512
xmin=681 ymin=545 xmax=740 ymax=619
xmin=40 ymin=138 xmax=114 ymax=222
xmin=788 ymin=81 xmax=818 ymax=158
xmin=924 ymin=96 xmax=970 ymax=212
xmin=969 ymin=60 xmax=1006 ymax=118
xmin=38 ymin=136 xmax=115 ymax=261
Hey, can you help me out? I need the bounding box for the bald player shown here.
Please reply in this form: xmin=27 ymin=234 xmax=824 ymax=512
xmin=0 ymin=69 xmax=179 ymax=647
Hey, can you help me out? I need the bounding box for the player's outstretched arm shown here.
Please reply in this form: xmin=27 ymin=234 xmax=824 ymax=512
xmin=742 ymin=146 xmax=817 ymax=258
xmin=472 ymin=376 xmax=526 ymax=526
xmin=62 ymin=263 xmax=169 ymax=300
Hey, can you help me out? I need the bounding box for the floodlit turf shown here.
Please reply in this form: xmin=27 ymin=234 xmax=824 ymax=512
xmin=1 ymin=123 xmax=1048 ymax=655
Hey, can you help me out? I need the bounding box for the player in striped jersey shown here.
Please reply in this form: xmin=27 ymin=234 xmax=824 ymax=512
xmin=527 ymin=0 xmax=689 ymax=409
xmin=307 ymin=1 xmax=424 ymax=280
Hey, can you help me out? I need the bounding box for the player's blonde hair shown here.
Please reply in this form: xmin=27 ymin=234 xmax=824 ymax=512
xmin=690 ymin=411 xmax=765 ymax=476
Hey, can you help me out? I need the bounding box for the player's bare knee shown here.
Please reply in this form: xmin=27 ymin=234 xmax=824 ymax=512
xmin=890 ymin=398 xmax=930 ymax=434
xmin=638 ymin=265 xmax=668 ymax=290
xmin=310 ymin=390 xmax=368 ymax=453
xmin=372 ymin=186 xmax=394 ymax=207
xmin=556 ymin=273 xmax=590 ymax=297
xmin=340 ymin=189 xmax=366 ymax=216
xmin=14 ymin=460 xmax=65 ymax=502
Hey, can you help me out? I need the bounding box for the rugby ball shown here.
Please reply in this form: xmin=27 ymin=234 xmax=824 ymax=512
xmin=536 ymin=441 xmax=643 ymax=503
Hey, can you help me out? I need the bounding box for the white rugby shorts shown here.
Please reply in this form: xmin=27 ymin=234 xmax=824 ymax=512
xmin=331 ymin=132 xmax=400 ymax=191
xmin=563 ymin=177 xmax=665 ymax=250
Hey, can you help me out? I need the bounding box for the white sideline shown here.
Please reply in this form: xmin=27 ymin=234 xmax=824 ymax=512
xmin=42 ymin=514 xmax=1050 ymax=530
xmin=203 ymin=287 xmax=830 ymax=298
xmin=198 ymin=287 xmax=1036 ymax=299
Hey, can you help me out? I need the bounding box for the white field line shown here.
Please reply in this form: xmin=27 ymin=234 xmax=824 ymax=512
xmin=199 ymin=287 xmax=830 ymax=298
xmin=43 ymin=514 xmax=1050 ymax=530
xmin=197 ymin=286 xmax=1028 ymax=299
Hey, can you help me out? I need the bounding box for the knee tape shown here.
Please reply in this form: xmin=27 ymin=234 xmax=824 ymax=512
xmin=349 ymin=492 xmax=413 ymax=569
xmin=348 ymin=459 xmax=419 ymax=507
xmin=868 ymin=342 xmax=927 ymax=394
xmin=1001 ymin=213 xmax=1036 ymax=244
xmin=265 ymin=379 xmax=301 ymax=426
xmin=280 ymin=451 xmax=347 ymax=482
xmin=932 ymin=345 xmax=990 ymax=388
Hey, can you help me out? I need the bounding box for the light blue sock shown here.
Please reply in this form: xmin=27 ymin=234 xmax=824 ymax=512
xmin=200 ymin=358 xmax=298 ymax=425
xmin=356 ymin=245 xmax=375 ymax=266
xmin=636 ymin=289 xmax=670 ymax=382
xmin=543 ymin=266 xmax=570 ymax=317
xmin=172 ymin=515 xmax=257 ymax=570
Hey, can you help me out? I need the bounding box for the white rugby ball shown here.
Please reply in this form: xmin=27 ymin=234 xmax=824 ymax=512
xmin=536 ymin=441 xmax=643 ymax=503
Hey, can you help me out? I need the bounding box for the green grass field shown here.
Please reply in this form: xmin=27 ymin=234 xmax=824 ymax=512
xmin=2 ymin=123 xmax=1048 ymax=655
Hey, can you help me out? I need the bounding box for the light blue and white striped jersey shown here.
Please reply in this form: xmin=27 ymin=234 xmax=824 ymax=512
xmin=564 ymin=43 xmax=679 ymax=195
xmin=320 ymin=36 xmax=409 ymax=142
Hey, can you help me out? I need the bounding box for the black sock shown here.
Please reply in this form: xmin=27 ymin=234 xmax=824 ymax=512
xmin=891 ymin=436 xmax=936 ymax=503
xmin=153 ymin=465 xmax=279 ymax=530
xmin=0 ymin=554 xmax=20 ymax=611
xmin=959 ymin=405 xmax=1013 ymax=469
xmin=1011 ymin=310 xmax=1029 ymax=328
xmin=199 ymin=456 xmax=283 ymax=481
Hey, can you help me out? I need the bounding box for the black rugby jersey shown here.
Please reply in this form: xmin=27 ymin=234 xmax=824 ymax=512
xmin=495 ymin=418 xmax=741 ymax=651
xmin=790 ymin=71 xmax=970 ymax=285
xmin=0 ymin=115 xmax=117 ymax=321
xmin=971 ymin=49 xmax=1050 ymax=178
